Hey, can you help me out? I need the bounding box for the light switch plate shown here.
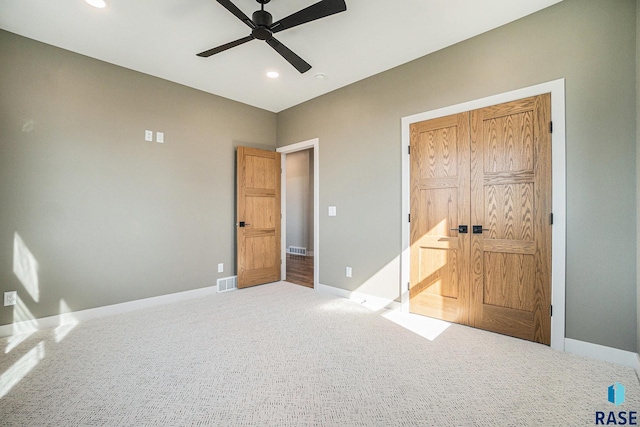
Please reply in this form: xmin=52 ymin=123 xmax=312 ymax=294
xmin=4 ymin=291 xmax=16 ymax=306
xmin=156 ymin=132 xmax=164 ymax=143
xmin=328 ymin=206 xmax=337 ymax=216
xmin=218 ymin=263 xmax=224 ymax=273
xmin=346 ymin=267 xmax=352 ymax=278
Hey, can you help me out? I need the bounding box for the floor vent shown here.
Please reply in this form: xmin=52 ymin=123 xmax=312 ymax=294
xmin=287 ymin=246 xmax=307 ymax=256
xmin=217 ymin=276 xmax=238 ymax=293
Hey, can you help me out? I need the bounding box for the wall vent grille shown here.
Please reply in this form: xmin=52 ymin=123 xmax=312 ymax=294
xmin=217 ymin=276 xmax=238 ymax=293
xmin=287 ymin=246 xmax=307 ymax=256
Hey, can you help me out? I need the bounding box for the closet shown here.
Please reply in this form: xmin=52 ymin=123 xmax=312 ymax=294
xmin=409 ymin=94 xmax=552 ymax=344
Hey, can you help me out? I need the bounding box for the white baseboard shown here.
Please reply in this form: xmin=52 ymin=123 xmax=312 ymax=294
xmin=565 ymin=338 xmax=640 ymax=371
xmin=0 ymin=285 xmax=217 ymax=338
xmin=317 ymin=283 xmax=401 ymax=311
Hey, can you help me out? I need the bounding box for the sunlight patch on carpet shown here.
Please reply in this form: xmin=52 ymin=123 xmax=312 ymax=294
xmin=381 ymin=310 xmax=451 ymax=341
xmin=0 ymin=341 xmax=45 ymax=399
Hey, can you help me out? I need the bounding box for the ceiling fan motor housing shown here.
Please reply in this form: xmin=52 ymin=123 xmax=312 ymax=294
xmin=252 ymin=10 xmax=273 ymax=40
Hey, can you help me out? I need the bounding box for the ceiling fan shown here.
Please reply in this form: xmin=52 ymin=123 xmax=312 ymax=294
xmin=197 ymin=0 xmax=347 ymax=73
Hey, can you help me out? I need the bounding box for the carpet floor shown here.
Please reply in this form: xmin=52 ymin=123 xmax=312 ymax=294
xmin=0 ymin=281 xmax=638 ymax=426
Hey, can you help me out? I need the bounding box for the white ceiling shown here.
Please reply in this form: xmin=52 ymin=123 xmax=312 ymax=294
xmin=0 ymin=0 xmax=562 ymax=112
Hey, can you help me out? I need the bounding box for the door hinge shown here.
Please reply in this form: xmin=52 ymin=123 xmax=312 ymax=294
xmin=549 ymin=121 xmax=553 ymax=134
xmin=408 ymin=146 xmax=411 ymax=155
xmin=408 ymin=214 xmax=410 ymax=223
xmin=550 ymin=305 xmax=553 ymax=317
xmin=407 ymin=282 xmax=411 ymax=292
xmin=550 ymin=213 xmax=554 ymax=225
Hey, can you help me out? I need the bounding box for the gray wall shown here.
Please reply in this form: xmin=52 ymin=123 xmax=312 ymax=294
xmin=285 ymin=149 xmax=312 ymax=251
xmin=277 ymin=0 xmax=638 ymax=352
xmin=0 ymin=30 xmax=276 ymax=326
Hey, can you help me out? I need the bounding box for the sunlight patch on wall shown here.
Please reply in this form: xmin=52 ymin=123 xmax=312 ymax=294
xmin=5 ymin=296 xmax=39 ymax=354
xmin=0 ymin=341 xmax=45 ymax=399
xmin=350 ymin=255 xmax=401 ymax=304
xmin=55 ymin=299 xmax=78 ymax=343
xmin=13 ymin=232 xmax=40 ymax=302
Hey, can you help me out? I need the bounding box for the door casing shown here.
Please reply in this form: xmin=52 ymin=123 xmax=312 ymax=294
xmin=401 ymin=79 xmax=566 ymax=351
xmin=277 ymin=138 xmax=320 ymax=289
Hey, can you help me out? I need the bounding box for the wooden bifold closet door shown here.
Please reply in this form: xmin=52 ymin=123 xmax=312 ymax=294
xmin=409 ymin=94 xmax=552 ymax=345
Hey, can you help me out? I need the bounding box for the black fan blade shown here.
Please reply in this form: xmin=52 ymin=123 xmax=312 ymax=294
xmin=216 ymin=0 xmax=256 ymax=29
xmin=197 ymin=35 xmax=254 ymax=57
xmin=266 ymin=37 xmax=311 ymax=73
xmin=270 ymin=0 xmax=346 ymax=34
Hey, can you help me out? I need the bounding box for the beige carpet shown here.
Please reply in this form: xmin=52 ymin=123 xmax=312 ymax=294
xmin=1 ymin=281 xmax=638 ymax=426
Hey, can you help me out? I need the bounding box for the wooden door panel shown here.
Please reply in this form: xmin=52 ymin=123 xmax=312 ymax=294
xmin=237 ymin=147 xmax=281 ymax=289
xmin=419 ymin=187 xmax=459 ymax=236
xmin=410 ymin=112 xmax=470 ymax=324
xmin=483 ymin=252 xmax=535 ymax=311
xmin=411 ymin=291 xmax=460 ymax=321
xmin=245 ymin=196 xmax=277 ymax=228
xmin=245 ymin=235 xmax=277 ymax=268
xmin=476 ymin=305 xmax=535 ymax=342
xmin=470 ymin=94 xmax=551 ymax=345
xmin=482 ymin=110 xmax=534 ymax=173
xmin=484 ymin=183 xmax=534 ymax=241
xmin=245 ymin=155 xmax=277 ymax=189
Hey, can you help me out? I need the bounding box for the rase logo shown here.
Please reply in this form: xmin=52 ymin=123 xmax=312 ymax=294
xmin=596 ymin=383 xmax=637 ymax=425
xmin=610 ymin=383 xmax=626 ymax=406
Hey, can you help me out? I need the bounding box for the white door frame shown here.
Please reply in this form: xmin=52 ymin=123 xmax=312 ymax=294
xmin=400 ymin=79 xmax=566 ymax=350
xmin=277 ymin=138 xmax=320 ymax=288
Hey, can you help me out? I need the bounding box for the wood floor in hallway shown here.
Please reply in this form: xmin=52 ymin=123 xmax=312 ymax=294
xmin=286 ymin=254 xmax=313 ymax=288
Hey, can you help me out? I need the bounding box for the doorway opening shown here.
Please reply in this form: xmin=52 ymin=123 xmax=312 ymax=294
xmin=277 ymin=138 xmax=320 ymax=289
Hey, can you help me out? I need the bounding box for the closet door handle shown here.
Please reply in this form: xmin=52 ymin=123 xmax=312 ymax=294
xmin=450 ymin=225 xmax=468 ymax=234
xmin=472 ymin=225 xmax=489 ymax=234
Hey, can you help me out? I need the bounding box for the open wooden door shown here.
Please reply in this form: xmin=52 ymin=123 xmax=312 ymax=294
xmin=237 ymin=146 xmax=281 ymax=289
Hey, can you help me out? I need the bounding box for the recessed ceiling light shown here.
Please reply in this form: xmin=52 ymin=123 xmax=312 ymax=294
xmin=85 ymin=0 xmax=107 ymax=8
xmin=266 ymin=71 xmax=279 ymax=79
xmin=315 ymin=73 xmax=326 ymax=80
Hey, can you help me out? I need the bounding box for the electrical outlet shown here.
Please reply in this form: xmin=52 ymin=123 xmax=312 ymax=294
xmin=145 ymin=130 xmax=153 ymax=141
xmin=346 ymin=267 xmax=352 ymax=278
xmin=218 ymin=263 xmax=224 ymax=273
xmin=4 ymin=291 xmax=16 ymax=307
